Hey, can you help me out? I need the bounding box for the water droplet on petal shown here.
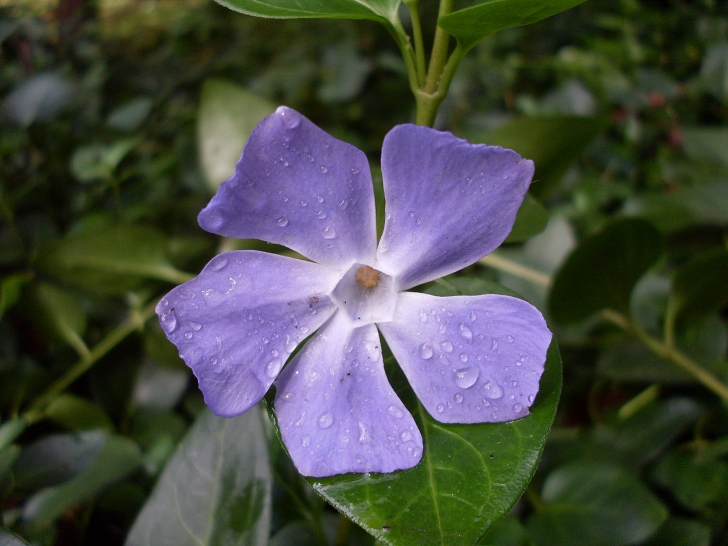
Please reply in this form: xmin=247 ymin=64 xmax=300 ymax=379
xmin=454 ymin=393 xmax=464 ymax=403
xmin=470 ymin=311 xmax=477 ymax=321
xmin=351 ymin=167 xmax=359 ymax=174
xmin=276 ymin=216 xmax=289 ymax=227
xmin=301 ymin=435 xmax=310 ymax=447
xmin=387 ymin=405 xmax=404 ymax=418
xmin=300 ymin=200 xmax=307 ymax=207
xmin=528 ymin=395 xmax=535 ymax=403
xmin=320 ymin=165 xmax=328 ymax=173
xmin=459 ymin=323 xmax=473 ymax=342
xmin=322 ymin=226 xmax=337 ymax=239
xmin=507 ymin=335 xmax=514 ymax=343
xmin=400 ymin=430 xmax=413 ymax=442
xmin=419 ymin=343 xmax=434 ymax=360
xmin=210 ymin=258 xmax=228 ymax=272
xmin=339 ymin=199 xmax=348 ymax=210
xmin=459 ymin=353 xmax=468 ymax=363
xmin=160 ymin=310 xmax=177 ymax=333
xmin=491 ymin=339 xmax=499 ymax=351
xmin=281 ymin=109 xmax=301 ymax=128
xmin=436 ymin=404 xmax=445 ymax=413
xmin=317 ymin=412 xmax=334 ymax=429
xmin=419 ymin=310 xmax=428 ymax=323
xmin=514 ymin=404 xmax=523 ymax=412
xmin=454 ymin=366 xmax=479 ymax=388
xmin=483 ymin=379 xmax=504 ymax=400
xmin=440 ymin=341 xmax=453 ymax=353
xmin=184 ymin=332 xmax=193 ymax=339
xmin=317 ymin=210 xmax=327 ymax=219
xmin=265 ymin=360 xmax=282 ymax=378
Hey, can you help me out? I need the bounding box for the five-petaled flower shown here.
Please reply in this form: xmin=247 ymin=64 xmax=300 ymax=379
xmin=157 ymin=107 xmax=552 ymax=477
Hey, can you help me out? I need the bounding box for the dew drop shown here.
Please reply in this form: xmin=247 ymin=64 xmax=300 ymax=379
xmin=276 ymin=216 xmax=289 ymax=227
xmin=412 ymin=447 xmax=422 ymax=459
xmin=270 ymin=349 xmax=279 ymax=357
xmin=265 ymin=360 xmax=282 ymax=378
xmin=184 ymin=332 xmax=193 ymax=340
xmin=190 ymin=322 xmax=202 ymax=331
xmin=281 ymin=109 xmax=301 ymax=128
xmin=513 ymin=404 xmax=523 ymax=413
xmin=301 ymin=435 xmax=311 ymax=447
xmin=322 ymin=226 xmax=337 ymax=239
xmin=317 ymin=195 xmax=324 ymax=203
xmin=440 ymin=340 xmax=453 ymax=353
xmin=507 ymin=335 xmax=514 ymax=343
xmin=418 ymin=343 xmax=434 ymax=360
xmin=459 ymin=323 xmax=473 ymax=342
xmin=400 ymin=430 xmax=413 ymax=442
xmin=351 ymin=167 xmax=360 ymax=174
xmin=317 ymin=210 xmax=327 ymax=219
xmin=206 ymin=212 xmax=224 ymax=230
xmin=436 ymin=404 xmax=445 ymax=413
xmin=470 ymin=311 xmax=477 ymax=321
xmin=482 ymin=379 xmax=504 ymax=400
xmin=160 ymin=311 xmax=177 ymax=333
xmin=454 ymin=393 xmax=464 ymax=403
xmin=210 ymin=258 xmax=228 ymax=272
xmin=339 ymin=199 xmax=348 ymax=210
xmin=454 ymin=366 xmax=479 ymax=388
xmin=285 ymin=336 xmax=297 ymax=353
xmin=459 ymin=353 xmax=468 ymax=363
xmin=317 ymin=412 xmax=334 ymax=429
xmin=387 ymin=405 xmax=404 ymax=419
xmin=419 ymin=310 xmax=428 ymax=323
xmin=300 ymin=200 xmax=307 ymax=207
xmin=320 ymin=166 xmax=328 ymax=173
xmin=491 ymin=339 xmax=499 ymax=351
xmin=528 ymin=394 xmax=535 ymax=403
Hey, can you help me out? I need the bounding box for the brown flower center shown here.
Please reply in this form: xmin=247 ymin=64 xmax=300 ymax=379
xmin=355 ymin=265 xmax=380 ymax=288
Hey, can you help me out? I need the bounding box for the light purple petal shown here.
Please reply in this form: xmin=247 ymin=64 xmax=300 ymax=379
xmin=378 ymin=292 xmax=551 ymax=424
xmin=376 ymin=125 xmax=534 ymax=290
xmin=275 ymin=313 xmax=422 ymax=477
xmin=198 ymin=107 xmax=377 ymax=270
xmin=156 ymin=251 xmax=339 ymax=417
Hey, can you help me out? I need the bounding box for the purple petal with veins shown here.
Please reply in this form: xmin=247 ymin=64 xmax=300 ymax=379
xmin=275 ymin=313 xmax=422 ymax=477
xmin=156 ymin=251 xmax=339 ymax=417
xmin=378 ymin=292 xmax=551 ymax=424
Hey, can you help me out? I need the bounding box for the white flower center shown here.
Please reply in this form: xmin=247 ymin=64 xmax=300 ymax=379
xmin=330 ymin=263 xmax=398 ymax=327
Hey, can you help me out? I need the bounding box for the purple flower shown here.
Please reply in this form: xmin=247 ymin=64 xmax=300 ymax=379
xmin=157 ymin=107 xmax=552 ymax=477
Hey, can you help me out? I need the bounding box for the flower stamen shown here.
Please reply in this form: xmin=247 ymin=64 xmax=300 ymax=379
xmin=356 ymin=265 xmax=380 ymax=288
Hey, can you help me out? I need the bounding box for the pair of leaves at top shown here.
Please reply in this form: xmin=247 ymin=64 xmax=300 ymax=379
xmin=215 ymin=0 xmax=587 ymax=51
xmin=548 ymin=218 xmax=728 ymax=333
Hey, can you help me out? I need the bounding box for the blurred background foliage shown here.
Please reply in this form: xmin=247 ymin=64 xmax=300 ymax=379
xmin=0 ymin=0 xmax=727 ymax=544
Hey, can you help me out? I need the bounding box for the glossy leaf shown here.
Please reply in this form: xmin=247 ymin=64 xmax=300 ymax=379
xmin=214 ymin=0 xmax=400 ymax=26
xmin=22 ymin=432 xmax=142 ymax=532
xmin=439 ymin=0 xmax=589 ymax=50
xmin=197 ymin=80 xmax=276 ymax=191
xmin=528 ymin=462 xmax=667 ymax=546
xmin=644 ymin=517 xmax=711 ymax=546
xmin=467 ymin=117 xmax=607 ymax=199
xmin=70 ymin=139 xmax=138 ymax=183
xmin=667 ymin=249 xmax=728 ymax=329
xmin=299 ymin=341 xmax=561 ymax=546
xmin=23 ymin=282 xmax=87 ymax=356
xmin=505 ymin=194 xmax=549 ymax=243
xmin=548 ymin=219 xmax=664 ymax=325
xmin=125 ymin=407 xmax=271 ymax=546
xmin=651 ymin=450 xmax=728 ymax=512
xmin=39 ymin=224 xmax=184 ymax=295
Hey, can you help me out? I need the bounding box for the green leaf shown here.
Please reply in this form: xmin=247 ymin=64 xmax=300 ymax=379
xmin=548 ymin=219 xmax=664 ymax=325
xmin=0 ymin=273 xmax=33 ymax=321
xmin=70 ymin=139 xmax=139 ymax=182
xmin=668 ymin=249 xmax=728 ymax=329
xmin=43 ymin=394 xmax=114 ymax=431
xmin=125 ymin=407 xmax=271 ymax=546
xmin=39 ymin=224 xmax=186 ymax=295
xmin=505 ymin=194 xmax=549 ymax=243
xmin=23 ymin=282 xmax=88 ymax=357
xmin=0 ymin=531 xmax=32 ymax=546
xmin=302 ymin=341 xmax=561 ymax=546
xmin=106 ymin=97 xmax=153 ymax=132
xmin=467 ymin=117 xmax=607 ymax=199
xmin=651 ymin=450 xmax=728 ymax=512
xmin=528 ymin=462 xmax=667 ymax=546
xmin=197 ymin=80 xmax=276 ymax=191
xmin=22 ymin=432 xmax=142 ymax=532
xmin=439 ymin=0 xmax=588 ymax=50
xmin=643 ymin=517 xmax=711 ymax=546
xmin=213 ymin=0 xmax=400 ymax=26
xmin=681 ymin=128 xmax=728 ymax=167
xmin=477 ymin=515 xmax=532 ymax=545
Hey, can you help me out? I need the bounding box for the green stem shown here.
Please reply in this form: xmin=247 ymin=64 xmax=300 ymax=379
xmin=24 ymin=298 xmax=159 ymax=421
xmin=424 ymin=0 xmax=454 ymax=94
xmin=403 ymin=0 xmax=426 ymax=87
xmin=479 ymin=253 xmax=552 ymax=287
xmin=601 ymin=309 xmax=728 ymax=403
xmin=388 ymin=18 xmax=421 ymax=101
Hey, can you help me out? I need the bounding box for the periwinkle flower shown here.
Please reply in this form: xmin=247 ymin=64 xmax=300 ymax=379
xmin=157 ymin=107 xmax=552 ymax=477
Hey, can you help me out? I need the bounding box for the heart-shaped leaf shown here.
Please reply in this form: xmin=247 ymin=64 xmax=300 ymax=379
xmin=439 ymin=0 xmax=589 ymax=50
xmin=301 ymin=340 xmax=561 ymax=546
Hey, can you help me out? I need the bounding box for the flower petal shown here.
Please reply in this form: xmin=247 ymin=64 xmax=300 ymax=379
xmin=198 ymin=107 xmax=377 ymax=270
xmin=376 ymin=125 xmax=534 ymax=289
xmin=275 ymin=313 xmax=422 ymax=477
xmin=378 ymin=292 xmax=551 ymax=424
xmin=156 ymin=251 xmax=339 ymax=417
